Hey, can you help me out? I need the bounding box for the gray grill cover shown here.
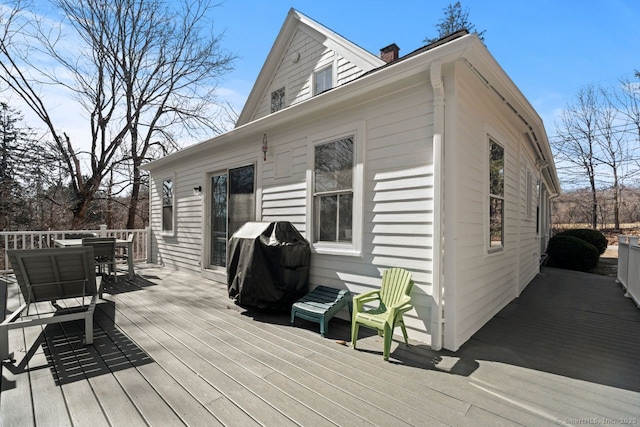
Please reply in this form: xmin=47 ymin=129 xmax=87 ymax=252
xmin=227 ymin=222 xmax=310 ymax=310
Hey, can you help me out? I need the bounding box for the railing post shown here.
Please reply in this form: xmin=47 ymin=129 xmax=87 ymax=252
xmin=617 ymin=235 xmax=629 ymax=288
xmin=98 ymin=224 xmax=107 ymax=237
xmin=628 ymin=241 xmax=640 ymax=307
xmin=2 ymin=234 xmax=7 ymax=272
xmin=146 ymin=226 xmax=152 ymax=264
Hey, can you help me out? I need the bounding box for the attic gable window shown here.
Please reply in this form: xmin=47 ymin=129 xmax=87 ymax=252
xmin=271 ymin=87 xmax=285 ymax=112
xmin=314 ymin=66 xmax=332 ymax=95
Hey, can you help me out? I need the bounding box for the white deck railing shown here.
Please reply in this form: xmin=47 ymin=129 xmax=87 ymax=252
xmin=0 ymin=225 xmax=149 ymax=273
xmin=617 ymin=235 xmax=640 ymax=308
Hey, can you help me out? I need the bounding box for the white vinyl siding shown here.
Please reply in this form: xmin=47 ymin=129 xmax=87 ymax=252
xmin=157 ymin=80 xmax=432 ymax=345
xmin=261 ymin=182 xmax=307 ymax=233
xmin=327 ymin=81 xmax=435 ymax=343
xmin=150 ymin=167 xmax=205 ymax=273
xmin=337 ymin=56 xmax=362 ymax=85
xmin=253 ymin=29 xmax=367 ymax=121
xmin=261 ymin=139 xmax=308 ymax=233
xmin=443 ymin=62 xmax=542 ymax=350
xmin=149 ymin=146 xmax=262 ymax=277
xmin=518 ymin=157 xmax=540 ymax=292
xmin=146 ymin=40 xmax=552 ymax=351
xmin=526 ymin=168 xmax=534 ymax=220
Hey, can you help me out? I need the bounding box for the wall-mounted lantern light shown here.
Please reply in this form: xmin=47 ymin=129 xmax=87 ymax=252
xmin=262 ymin=133 xmax=268 ymax=161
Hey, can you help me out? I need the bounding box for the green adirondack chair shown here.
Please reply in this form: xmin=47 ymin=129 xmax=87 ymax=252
xmin=351 ymin=268 xmax=414 ymax=361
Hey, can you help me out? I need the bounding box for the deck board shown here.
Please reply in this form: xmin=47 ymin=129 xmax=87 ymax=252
xmin=57 ymin=312 xmax=154 ymax=427
xmin=110 ymin=285 xmax=301 ymax=426
xmin=120 ymin=275 xmax=449 ymax=426
xmin=92 ymin=305 xmax=185 ymax=427
xmin=1 ymin=288 xmax=38 ymax=427
xmin=111 ymin=277 xmax=381 ymax=426
xmin=2 ymin=265 xmax=640 ymax=426
xmin=103 ymin=303 xmax=226 ymax=426
xmin=28 ymin=305 xmax=76 ymax=427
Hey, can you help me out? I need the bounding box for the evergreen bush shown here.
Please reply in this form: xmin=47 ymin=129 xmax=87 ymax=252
xmin=555 ymin=228 xmax=608 ymax=254
xmin=546 ymin=235 xmax=600 ymax=272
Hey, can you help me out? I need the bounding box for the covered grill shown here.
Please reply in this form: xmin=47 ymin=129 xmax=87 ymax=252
xmin=227 ymin=221 xmax=310 ymax=311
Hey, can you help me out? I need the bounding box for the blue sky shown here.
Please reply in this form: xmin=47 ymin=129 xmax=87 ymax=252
xmin=213 ymin=0 xmax=640 ymax=138
xmin=9 ymin=0 xmax=640 ymax=151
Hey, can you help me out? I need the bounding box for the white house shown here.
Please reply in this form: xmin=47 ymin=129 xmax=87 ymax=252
xmin=141 ymin=9 xmax=560 ymax=351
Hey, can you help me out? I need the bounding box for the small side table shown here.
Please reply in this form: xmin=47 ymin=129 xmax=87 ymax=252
xmin=291 ymin=285 xmax=352 ymax=337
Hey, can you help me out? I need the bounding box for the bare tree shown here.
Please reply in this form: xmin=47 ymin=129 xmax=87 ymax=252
xmin=0 ymin=0 xmax=234 ymax=228
xmin=615 ymin=77 xmax=640 ymax=185
xmin=617 ymin=78 xmax=640 ymax=140
xmin=553 ymin=86 xmax=601 ymax=228
xmin=594 ymin=88 xmax=630 ymax=229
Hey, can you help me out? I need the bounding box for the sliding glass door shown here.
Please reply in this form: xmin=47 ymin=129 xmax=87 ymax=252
xmin=209 ymin=164 xmax=255 ymax=268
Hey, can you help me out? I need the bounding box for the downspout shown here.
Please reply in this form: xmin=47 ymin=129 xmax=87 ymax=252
xmin=430 ymin=60 xmax=445 ymax=351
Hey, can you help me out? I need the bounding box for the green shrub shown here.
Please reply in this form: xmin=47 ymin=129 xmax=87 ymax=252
xmin=546 ymin=235 xmax=600 ymax=272
xmin=555 ymin=228 xmax=608 ymax=255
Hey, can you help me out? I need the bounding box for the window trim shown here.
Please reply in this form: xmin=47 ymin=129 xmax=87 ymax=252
xmin=313 ymin=64 xmax=333 ymax=96
xmin=306 ymin=121 xmax=364 ymax=257
xmin=535 ymin=178 xmax=541 ymax=236
xmin=205 ymin=163 xmax=257 ymax=271
xmin=526 ymin=168 xmax=534 ymax=220
xmin=271 ymin=87 xmax=285 ymax=113
xmin=313 ymin=138 xmax=354 ymax=243
xmin=487 ymin=137 xmax=504 ymax=253
xmin=161 ymin=173 xmax=176 ymax=237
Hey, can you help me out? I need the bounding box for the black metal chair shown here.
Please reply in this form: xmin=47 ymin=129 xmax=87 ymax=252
xmin=82 ymin=237 xmax=117 ymax=295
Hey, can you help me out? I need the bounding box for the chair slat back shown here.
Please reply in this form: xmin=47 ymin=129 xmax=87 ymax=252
xmin=82 ymin=237 xmax=116 ymax=262
xmin=379 ymin=268 xmax=414 ymax=307
xmin=7 ymin=247 xmax=97 ymax=303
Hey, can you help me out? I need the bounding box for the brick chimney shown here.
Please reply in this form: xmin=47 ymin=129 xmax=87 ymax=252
xmin=380 ymin=43 xmax=400 ymax=63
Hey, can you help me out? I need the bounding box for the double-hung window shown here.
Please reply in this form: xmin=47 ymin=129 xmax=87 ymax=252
xmin=489 ymin=139 xmax=504 ymax=250
xmin=314 ymin=66 xmax=332 ymax=95
xmin=314 ymin=136 xmax=353 ymax=243
xmin=162 ymin=177 xmax=174 ymax=234
xmin=271 ymin=87 xmax=285 ymax=112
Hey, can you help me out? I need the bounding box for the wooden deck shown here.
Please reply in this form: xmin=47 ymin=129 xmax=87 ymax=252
xmin=1 ymin=265 xmax=639 ymax=426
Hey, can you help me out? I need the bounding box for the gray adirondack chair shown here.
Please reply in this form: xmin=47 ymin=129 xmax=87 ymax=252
xmin=1 ymin=247 xmax=99 ymax=361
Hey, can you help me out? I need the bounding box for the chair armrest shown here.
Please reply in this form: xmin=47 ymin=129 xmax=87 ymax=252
xmin=396 ymin=295 xmax=413 ymax=311
xmin=352 ymin=290 xmax=381 ymax=311
xmin=388 ymin=295 xmax=413 ymax=323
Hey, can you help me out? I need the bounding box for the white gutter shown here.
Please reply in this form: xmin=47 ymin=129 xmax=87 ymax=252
xmin=462 ymin=58 xmax=560 ymax=197
xmin=430 ymin=60 xmax=445 ymax=351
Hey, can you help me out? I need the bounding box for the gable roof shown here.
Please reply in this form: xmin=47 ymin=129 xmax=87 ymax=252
xmin=361 ymin=29 xmax=470 ymax=77
xmin=236 ymin=8 xmax=385 ymax=127
xmin=144 ymin=17 xmax=559 ymax=196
